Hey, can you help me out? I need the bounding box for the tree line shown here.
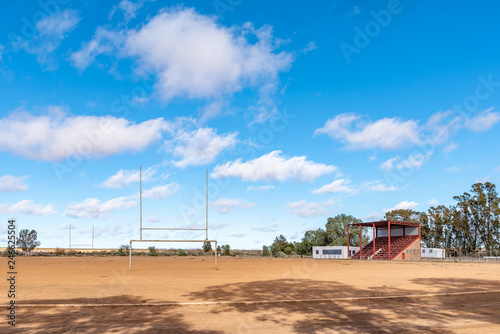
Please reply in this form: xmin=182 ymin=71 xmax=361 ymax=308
xmin=267 ymin=182 xmax=500 ymax=256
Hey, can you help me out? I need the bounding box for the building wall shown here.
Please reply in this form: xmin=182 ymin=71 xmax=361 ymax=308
xmin=421 ymin=248 xmax=445 ymax=258
xmin=312 ymin=246 xmax=359 ymax=259
xmin=393 ymin=238 xmax=421 ymax=261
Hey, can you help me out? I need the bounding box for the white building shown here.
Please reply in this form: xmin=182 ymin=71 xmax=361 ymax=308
xmin=421 ymin=248 xmax=445 ymax=259
xmin=312 ymin=246 xmax=360 ymax=259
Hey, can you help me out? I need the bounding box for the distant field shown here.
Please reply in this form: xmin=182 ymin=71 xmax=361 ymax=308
xmin=1 ymin=257 xmax=500 ymax=333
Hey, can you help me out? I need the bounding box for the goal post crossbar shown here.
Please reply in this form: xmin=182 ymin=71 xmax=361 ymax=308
xmin=129 ymin=239 xmax=218 ymax=271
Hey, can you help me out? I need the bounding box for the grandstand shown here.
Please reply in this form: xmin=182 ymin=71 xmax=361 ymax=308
xmin=348 ymin=221 xmax=421 ymax=260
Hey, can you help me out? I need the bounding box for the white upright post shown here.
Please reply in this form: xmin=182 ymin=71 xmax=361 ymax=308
xmin=206 ymin=169 xmax=208 ymax=240
xmin=140 ymin=165 xmax=142 ymax=241
xmin=129 ymin=241 xmax=132 ymax=271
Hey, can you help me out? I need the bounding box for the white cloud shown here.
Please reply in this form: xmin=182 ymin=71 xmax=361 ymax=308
xmin=363 ymin=212 xmax=382 ymax=221
xmin=70 ymin=27 xmax=125 ymax=70
xmin=0 ymin=44 xmax=5 ymax=61
xmin=361 ymin=181 xmax=401 ymax=192
xmin=100 ymin=167 xmax=156 ymax=189
xmin=379 ymin=152 xmax=432 ymax=172
xmin=0 ymin=200 xmax=56 ymax=216
xmin=246 ymin=185 xmax=275 ymax=192
xmin=315 ymin=113 xmax=421 ymax=150
xmin=443 ymin=142 xmax=458 ymax=154
xmin=379 ymin=156 xmax=398 ymax=171
xmin=425 ymin=110 xmax=461 ymax=145
xmin=0 ymin=175 xmax=28 ymax=192
xmin=312 ymin=179 xmax=356 ymax=194
xmin=383 ymin=200 xmax=419 ymax=213
xmin=142 ymin=183 xmax=179 ymax=199
xmin=444 ymin=166 xmax=460 ymax=173
xmin=167 ymin=128 xmax=238 ymax=168
xmin=428 ymin=199 xmax=439 ymax=206
xmin=109 ymin=0 xmax=144 ymax=24
xmin=211 ymin=198 xmax=256 ymax=215
xmin=64 ymin=196 xmax=136 ymax=219
xmin=284 ymin=199 xmax=335 ymax=218
xmin=124 ymin=8 xmax=292 ymax=106
xmin=17 ymin=9 xmax=80 ymax=70
xmin=463 ymin=109 xmax=500 ymax=132
xmin=0 ymin=107 xmax=169 ymax=161
xmin=301 ymin=41 xmax=317 ymax=53
xmin=212 ymin=150 xmax=336 ymax=182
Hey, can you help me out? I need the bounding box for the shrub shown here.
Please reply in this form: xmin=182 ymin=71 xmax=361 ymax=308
xmin=177 ymin=249 xmax=187 ymax=256
xmin=118 ymin=244 xmax=130 ymax=256
xmin=55 ymin=248 xmax=66 ymax=256
xmin=262 ymin=245 xmax=270 ymax=257
xmin=148 ymin=246 xmax=158 ymax=256
xmin=221 ymin=244 xmax=230 ymax=256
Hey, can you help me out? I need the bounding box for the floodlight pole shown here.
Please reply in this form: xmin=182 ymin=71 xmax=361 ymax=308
xmin=69 ymin=224 xmax=71 ymax=249
xmin=206 ymin=169 xmax=208 ymax=240
xmin=92 ymin=225 xmax=94 ymax=250
xmin=140 ymin=165 xmax=142 ymax=241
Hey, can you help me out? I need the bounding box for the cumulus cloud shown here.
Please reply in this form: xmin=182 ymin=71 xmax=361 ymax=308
xmin=64 ymin=196 xmax=136 ymax=219
xmin=379 ymin=152 xmax=433 ymax=172
xmin=16 ymin=9 xmax=80 ymax=70
xmin=142 ymin=183 xmax=179 ymax=199
xmin=383 ymin=200 xmax=419 ymax=213
xmin=463 ymin=109 xmax=500 ymax=132
xmin=0 ymin=106 xmax=169 ymax=161
xmin=73 ymin=8 xmax=292 ymax=120
xmin=312 ymin=179 xmax=356 ymax=194
xmin=211 ymin=198 xmax=256 ymax=215
xmin=126 ymin=8 xmax=292 ymax=102
xmin=315 ymin=113 xmax=421 ymax=150
xmin=0 ymin=200 xmax=56 ymax=216
xmin=0 ymin=175 xmax=28 ymax=192
xmin=100 ymin=167 xmax=156 ymax=189
xmin=167 ymin=127 xmax=238 ymax=168
xmin=212 ymin=150 xmax=336 ymax=182
xmin=284 ymin=199 xmax=335 ymax=218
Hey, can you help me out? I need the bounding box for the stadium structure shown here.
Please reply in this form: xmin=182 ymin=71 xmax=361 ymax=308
xmin=348 ymin=221 xmax=421 ymax=260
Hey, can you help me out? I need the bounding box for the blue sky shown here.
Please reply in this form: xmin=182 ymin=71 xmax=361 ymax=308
xmin=1 ymin=0 xmax=499 ymax=249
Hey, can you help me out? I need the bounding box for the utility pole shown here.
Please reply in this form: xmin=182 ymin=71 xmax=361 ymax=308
xmin=206 ymin=169 xmax=208 ymax=240
xmin=140 ymin=165 xmax=142 ymax=240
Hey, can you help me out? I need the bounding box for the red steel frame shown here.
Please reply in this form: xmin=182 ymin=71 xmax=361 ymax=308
xmin=347 ymin=220 xmax=421 ymax=260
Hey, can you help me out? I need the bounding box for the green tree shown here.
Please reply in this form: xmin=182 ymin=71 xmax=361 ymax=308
xmin=177 ymin=249 xmax=187 ymax=256
xmin=262 ymin=245 xmax=270 ymax=257
xmin=148 ymin=246 xmax=158 ymax=256
xmin=326 ymin=214 xmax=368 ymax=247
xmin=17 ymin=229 xmax=41 ymax=256
xmin=384 ymin=209 xmax=430 ymax=246
xmin=270 ymin=235 xmax=294 ymax=257
xmin=202 ymin=241 xmax=212 ymax=253
xmin=221 ymin=244 xmax=231 ymax=256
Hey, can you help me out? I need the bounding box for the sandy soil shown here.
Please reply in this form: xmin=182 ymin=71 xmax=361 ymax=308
xmin=2 ymin=256 xmax=500 ymax=333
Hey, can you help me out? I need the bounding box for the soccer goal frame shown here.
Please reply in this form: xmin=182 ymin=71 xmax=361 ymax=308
xmin=128 ymin=167 xmax=218 ymax=270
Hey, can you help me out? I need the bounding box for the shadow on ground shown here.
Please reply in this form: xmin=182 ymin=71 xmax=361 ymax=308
xmin=184 ymin=278 xmax=500 ymax=333
xmin=16 ymin=295 xmax=222 ymax=334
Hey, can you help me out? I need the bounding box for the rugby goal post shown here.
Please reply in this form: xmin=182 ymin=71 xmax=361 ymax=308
xmin=129 ymin=168 xmax=218 ymax=270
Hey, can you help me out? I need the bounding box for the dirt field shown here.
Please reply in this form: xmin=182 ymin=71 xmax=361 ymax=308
xmin=2 ymin=257 xmax=500 ymax=333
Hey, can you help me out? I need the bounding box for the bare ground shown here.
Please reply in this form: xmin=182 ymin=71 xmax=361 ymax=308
xmin=2 ymin=257 xmax=500 ymax=333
